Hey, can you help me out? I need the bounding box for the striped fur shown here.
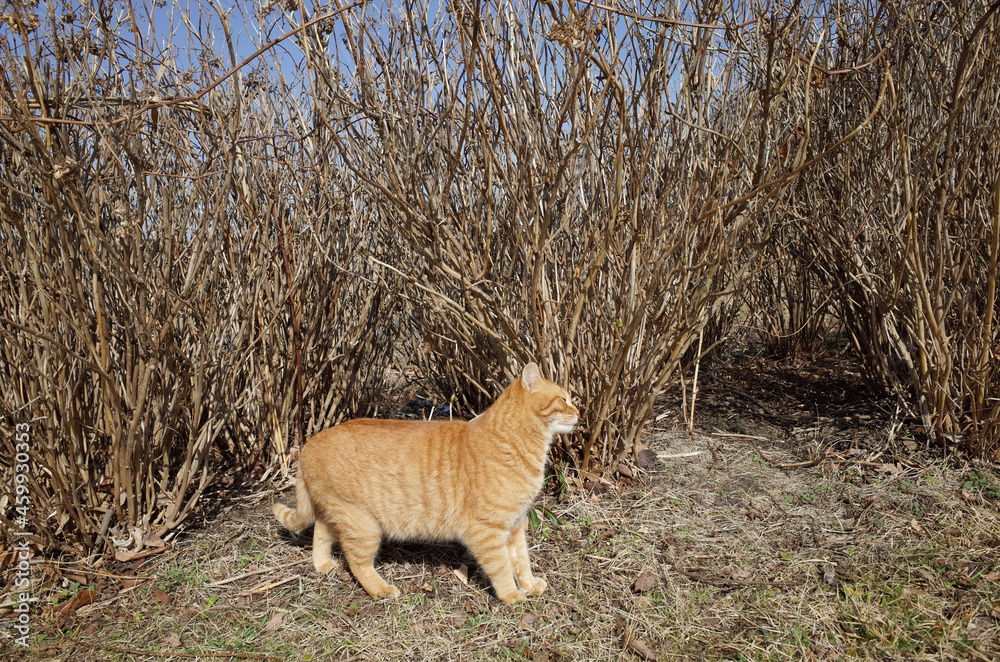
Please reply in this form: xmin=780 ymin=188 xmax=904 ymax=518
xmin=272 ymin=363 xmax=578 ymax=603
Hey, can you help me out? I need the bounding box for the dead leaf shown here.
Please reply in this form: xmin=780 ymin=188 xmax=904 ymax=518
xmin=583 ymin=473 xmax=610 ymax=494
xmin=635 ymin=449 xmax=658 ymax=468
xmin=115 ymin=546 xmax=167 ymax=563
xmin=519 ymin=610 xmax=542 ymax=631
xmin=624 ymin=631 xmax=658 ymax=660
xmin=121 ymin=576 xmax=148 ymax=588
xmin=452 ymin=564 xmax=469 ymax=586
xmin=163 ymin=632 xmax=182 ymax=648
xmin=728 ymin=566 xmax=753 ymax=581
xmin=153 ymin=587 xmax=174 ymax=605
xmin=617 ymin=465 xmax=634 ymax=479
xmin=917 ymin=568 xmax=942 ymax=587
xmin=532 ymin=649 xmax=559 ymax=662
xmin=59 ymin=589 xmax=96 ymax=616
xmin=142 ymin=531 xmax=166 ymax=548
xmin=633 ymin=571 xmax=658 ymax=593
xmin=0 ymin=549 xmax=14 ymax=575
xmin=985 ymin=571 xmax=1000 ymax=582
xmin=910 ymin=519 xmax=923 ymax=533
xmin=264 ymin=612 xmax=284 ymax=633
xmin=64 ymin=571 xmax=92 ymax=585
xmin=114 ymin=548 xmax=138 ymax=562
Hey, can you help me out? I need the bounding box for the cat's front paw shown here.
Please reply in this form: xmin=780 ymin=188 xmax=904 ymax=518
xmin=523 ymin=576 xmax=547 ymax=596
xmin=498 ymin=589 xmax=528 ymax=605
xmin=375 ymin=585 xmax=401 ymax=599
xmin=315 ymin=559 xmax=341 ymax=574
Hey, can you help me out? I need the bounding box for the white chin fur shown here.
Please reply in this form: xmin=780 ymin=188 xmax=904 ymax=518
xmin=550 ymin=422 xmax=577 ymax=435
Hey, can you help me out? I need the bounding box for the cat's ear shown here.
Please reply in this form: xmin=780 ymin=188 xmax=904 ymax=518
xmin=520 ymin=362 xmax=542 ymax=392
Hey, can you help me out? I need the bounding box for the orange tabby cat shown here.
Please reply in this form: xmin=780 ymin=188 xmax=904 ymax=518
xmin=273 ymin=362 xmax=579 ymax=604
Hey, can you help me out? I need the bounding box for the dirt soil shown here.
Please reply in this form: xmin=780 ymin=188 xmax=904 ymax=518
xmin=3 ymin=355 xmax=999 ymax=661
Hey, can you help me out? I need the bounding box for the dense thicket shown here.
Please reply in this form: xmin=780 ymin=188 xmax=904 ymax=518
xmin=1 ymin=0 xmax=997 ymax=557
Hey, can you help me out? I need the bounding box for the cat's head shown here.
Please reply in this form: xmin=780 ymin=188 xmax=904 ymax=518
xmin=518 ymin=363 xmax=579 ymax=435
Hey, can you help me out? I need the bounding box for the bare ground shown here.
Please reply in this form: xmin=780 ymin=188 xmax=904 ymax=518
xmin=3 ymin=356 xmax=1000 ymax=661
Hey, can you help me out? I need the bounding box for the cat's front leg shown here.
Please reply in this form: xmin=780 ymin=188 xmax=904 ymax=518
xmin=508 ymin=518 xmax=546 ymax=596
xmin=466 ymin=524 xmax=526 ymax=604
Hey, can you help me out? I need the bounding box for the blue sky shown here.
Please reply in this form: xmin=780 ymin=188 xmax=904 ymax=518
xmin=146 ymin=0 xmax=313 ymax=80
xmin=1 ymin=0 xmax=762 ymax=128
xmin=1 ymin=1 xmax=362 ymax=96
xmin=1 ymin=1 xmax=738 ymax=83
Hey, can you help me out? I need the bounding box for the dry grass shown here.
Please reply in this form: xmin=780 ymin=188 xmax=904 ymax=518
xmin=5 ymin=357 xmax=998 ymax=661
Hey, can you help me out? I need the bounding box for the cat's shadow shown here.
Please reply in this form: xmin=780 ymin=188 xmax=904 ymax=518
xmin=276 ymin=526 xmax=485 ymax=589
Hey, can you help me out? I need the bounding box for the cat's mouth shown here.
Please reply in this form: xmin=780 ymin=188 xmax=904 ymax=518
xmin=550 ymin=419 xmax=578 ymax=435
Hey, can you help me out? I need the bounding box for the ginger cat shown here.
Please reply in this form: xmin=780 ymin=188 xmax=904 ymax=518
xmin=273 ymin=362 xmax=579 ymax=604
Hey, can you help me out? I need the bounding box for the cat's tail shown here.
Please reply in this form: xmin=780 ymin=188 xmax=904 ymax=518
xmin=273 ymin=472 xmax=315 ymax=533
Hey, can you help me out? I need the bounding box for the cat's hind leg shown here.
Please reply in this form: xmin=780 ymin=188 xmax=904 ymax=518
xmin=508 ymin=518 xmax=546 ymax=596
xmin=336 ymin=509 xmax=400 ymax=599
xmin=311 ymin=519 xmax=341 ymax=575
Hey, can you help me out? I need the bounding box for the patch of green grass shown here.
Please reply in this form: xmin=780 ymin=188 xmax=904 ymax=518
xmin=500 ymin=643 xmax=530 ymax=660
xmin=466 ymin=608 xmax=496 ymax=628
xmin=689 ymin=589 xmax=714 ymax=604
xmin=964 ymin=470 xmax=1000 ymax=499
xmin=795 ymin=483 xmax=827 ymax=503
xmin=236 ymin=552 xmax=266 ymax=570
xmin=202 ymin=594 xmax=219 ymax=614
xmin=534 ymin=523 xmax=558 ymax=542
xmin=51 ymin=581 xmax=85 ymax=606
xmin=786 ymin=624 xmax=811 ymax=647
xmin=837 ymin=577 xmax=941 ymax=655
xmin=158 ymin=559 xmax=209 ymax=593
